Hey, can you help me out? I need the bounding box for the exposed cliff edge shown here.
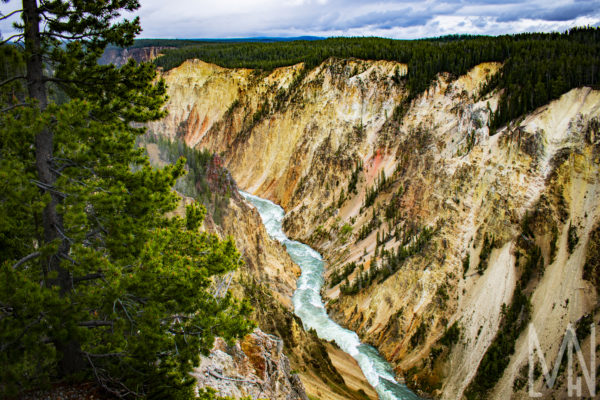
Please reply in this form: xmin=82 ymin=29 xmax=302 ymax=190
xmin=144 ymin=138 xmax=374 ymax=400
xmin=99 ymin=46 xmax=171 ymax=66
xmin=148 ymin=57 xmax=600 ymax=399
xmin=192 ymin=329 xmax=308 ymax=400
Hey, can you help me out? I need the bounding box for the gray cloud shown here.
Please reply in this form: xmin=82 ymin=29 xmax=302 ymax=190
xmin=1 ymin=0 xmax=599 ymax=39
xmin=496 ymin=1 xmax=600 ymax=22
xmin=325 ymin=9 xmax=433 ymax=30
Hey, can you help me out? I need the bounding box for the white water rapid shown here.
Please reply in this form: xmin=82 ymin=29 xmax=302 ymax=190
xmin=240 ymin=191 xmax=421 ymax=400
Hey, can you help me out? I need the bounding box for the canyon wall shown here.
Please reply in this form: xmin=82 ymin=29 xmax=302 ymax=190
xmin=145 ymin=141 xmax=375 ymax=400
xmin=148 ymin=57 xmax=600 ymax=399
xmin=99 ymin=46 xmax=172 ymax=66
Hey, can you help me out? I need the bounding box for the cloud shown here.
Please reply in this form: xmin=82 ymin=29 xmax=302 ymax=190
xmin=1 ymin=0 xmax=599 ymax=39
xmin=495 ymin=1 xmax=600 ymax=22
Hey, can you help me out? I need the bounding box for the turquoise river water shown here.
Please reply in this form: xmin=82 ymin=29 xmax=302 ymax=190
xmin=240 ymin=191 xmax=420 ymax=400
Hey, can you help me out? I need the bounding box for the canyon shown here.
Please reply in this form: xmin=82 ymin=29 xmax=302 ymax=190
xmin=144 ymin=54 xmax=600 ymax=399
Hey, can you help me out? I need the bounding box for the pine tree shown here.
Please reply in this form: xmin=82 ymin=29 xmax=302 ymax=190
xmin=0 ymin=1 xmax=253 ymax=397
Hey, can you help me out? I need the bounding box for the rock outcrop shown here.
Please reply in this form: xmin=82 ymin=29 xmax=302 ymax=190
xmin=99 ymin=46 xmax=171 ymax=66
xmin=192 ymin=329 xmax=308 ymax=400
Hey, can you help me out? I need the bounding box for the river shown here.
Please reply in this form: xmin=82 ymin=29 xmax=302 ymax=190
xmin=240 ymin=191 xmax=421 ymax=400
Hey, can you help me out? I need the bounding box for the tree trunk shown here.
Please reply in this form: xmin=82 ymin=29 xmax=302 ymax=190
xmin=22 ymin=0 xmax=83 ymax=376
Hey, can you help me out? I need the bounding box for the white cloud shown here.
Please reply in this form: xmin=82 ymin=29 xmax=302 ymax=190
xmin=1 ymin=0 xmax=599 ymax=39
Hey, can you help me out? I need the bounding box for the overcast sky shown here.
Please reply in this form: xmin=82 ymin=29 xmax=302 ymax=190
xmin=1 ymin=0 xmax=600 ymax=39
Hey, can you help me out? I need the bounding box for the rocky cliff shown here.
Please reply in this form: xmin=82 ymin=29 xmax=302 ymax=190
xmin=145 ymin=139 xmax=374 ymax=400
xmin=148 ymin=57 xmax=600 ymax=399
xmin=99 ymin=46 xmax=171 ymax=66
xmin=192 ymin=329 xmax=308 ymax=400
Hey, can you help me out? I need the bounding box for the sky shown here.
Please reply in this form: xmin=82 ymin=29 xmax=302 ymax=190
xmin=1 ymin=0 xmax=600 ymax=40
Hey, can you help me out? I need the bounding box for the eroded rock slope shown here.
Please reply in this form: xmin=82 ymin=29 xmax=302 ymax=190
xmin=149 ymin=57 xmax=600 ymax=399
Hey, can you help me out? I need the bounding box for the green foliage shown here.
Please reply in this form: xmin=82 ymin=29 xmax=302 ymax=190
xmin=340 ymin=223 xmax=353 ymax=235
xmin=462 ymin=253 xmax=470 ymax=277
xmin=465 ymin=289 xmax=531 ymax=399
xmin=486 ymin=28 xmax=600 ymax=130
xmin=337 ymin=188 xmax=346 ymax=208
xmin=410 ymin=320 xmax=429 ymax=348
xmin=107 ymin=39 xmax=207 ymax=50
xmin=549 ymin=223 xmax=559 ymax=263
xmin=568 ymin=223 xmax=579 ymax=253
xmin=339 ymin=223 xmax=353 ymax=244
xmin=521 ymin=245 xmax=543 ymax=285
xmin=583 ymin=224 xmax=600 ymax=295
xmin=347 ymin=160 xmax=362 ymax=196
xmin=141 ymin=134 xmax=232 ymax=225
xmin=329 ymin=262 xmax=359 ymax=288
xmin=0 ymin=45 xmax=26 ymax=107
xmin=434 ymin=283 xmax=450 ymax=310
xmin=383 ymin=186 xmax=405 ymax=224
xmin=520 ymin=211 xmax=534 ymax=238
xmin=575 ymin=313 xmax=594 ymax=340
xmin=356 ymin=208 xmax=382 ymax=241
xmin=465 ymin=221 xmax=543 ymax=398
xmin=0 ymin=100 xmax=254 ymax=398
xmin=362 ymin=170 xmax=390 ymax=209
xmin=439 ymin=322 xmax=461 ymax=348
xmin=310 ymin=224 xmax=331 ymax=242
xmin=0 ymin=2 xmax=253 ymax=398
xmin=477 ymin=233 xmax=496 ymax=274
xmin=186 ymin=202 xmax=207 ymax=231
xmin=342 ymin=226 xmax=433 ymax=294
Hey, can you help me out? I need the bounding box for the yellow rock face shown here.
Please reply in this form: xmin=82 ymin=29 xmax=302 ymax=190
xmin=150 ymin=58 xmax=600 ymax=399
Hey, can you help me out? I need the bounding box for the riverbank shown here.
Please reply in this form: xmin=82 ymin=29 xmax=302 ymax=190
xmin=240 ymin=191 xmax=420 ymax=400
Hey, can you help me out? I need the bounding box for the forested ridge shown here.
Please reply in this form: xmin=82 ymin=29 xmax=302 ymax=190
xmin=153 ymin=28 xmax=600 ymax=128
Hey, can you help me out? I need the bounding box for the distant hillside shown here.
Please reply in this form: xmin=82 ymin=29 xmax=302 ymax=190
xmin=151 ymin=28 xmax=600 ymax=130
xmin=107 ymin=36 xmax=324 ymax=49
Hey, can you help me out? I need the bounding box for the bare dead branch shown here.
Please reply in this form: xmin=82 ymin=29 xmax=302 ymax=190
xmin=57 ymin=251 xmax=77 ymax=265
xmin=73 ymin=272 xmax=104 ymax=283
xmin=12 ymin=251 xmax=41 ymax=270
xmin=82 ymin=351 xmax=124 ymax=358
xmin=79 ymin=320 xmax=113 ymax=327
xmin=85 ymin=352 xmax=139 ymax=399
xmin=30 ymin=179 xmax=68 ymax=197
xmin=0 ymin=33 xmax=24 ymax=46
xmin=55 ymin=225 xmax=74 ymax=244
xmin=0 ymin=9 xmax=23 ymax=21
xmin=1 ymin=102 xmax=32 ymax=113
xmin=0 ymin=75 xmax=26 ymax=87
xmin=208 ymin=369 xmax=259 ymax=385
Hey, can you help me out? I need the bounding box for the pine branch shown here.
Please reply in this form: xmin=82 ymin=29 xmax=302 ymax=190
xmin=0 ymin=9 xmax=23 ymax=21
xmin=73 ymin=272 xmax=104 ymax=283
xmin=55 ymin=225 xmax=74 ymax=244
xmin=168 ymin=328 xmax=206 ymax=336
xmin=0 ymin=33 xmax=24 ymax=46
xmin=1 ymin=102 xmax=32 ymax=113
xmin=30 ymin=179 xmax=69 ymax=197
xmin=79 ymin=320 xmax=113 ymax=327
xmin=0 ymin=75 xmax=26 ymax=87
xmin=0 ymin=313 xmax=45 ymax=352
xmin=12 ymin=251 xmax=41 ymax=269
xmin=84 ymin=352 xmax=139 ymax=399
xmin=41 ymin=30 xmax=101 ymax=41
xmin=81 ymin=351 xmax=124 ymax=358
